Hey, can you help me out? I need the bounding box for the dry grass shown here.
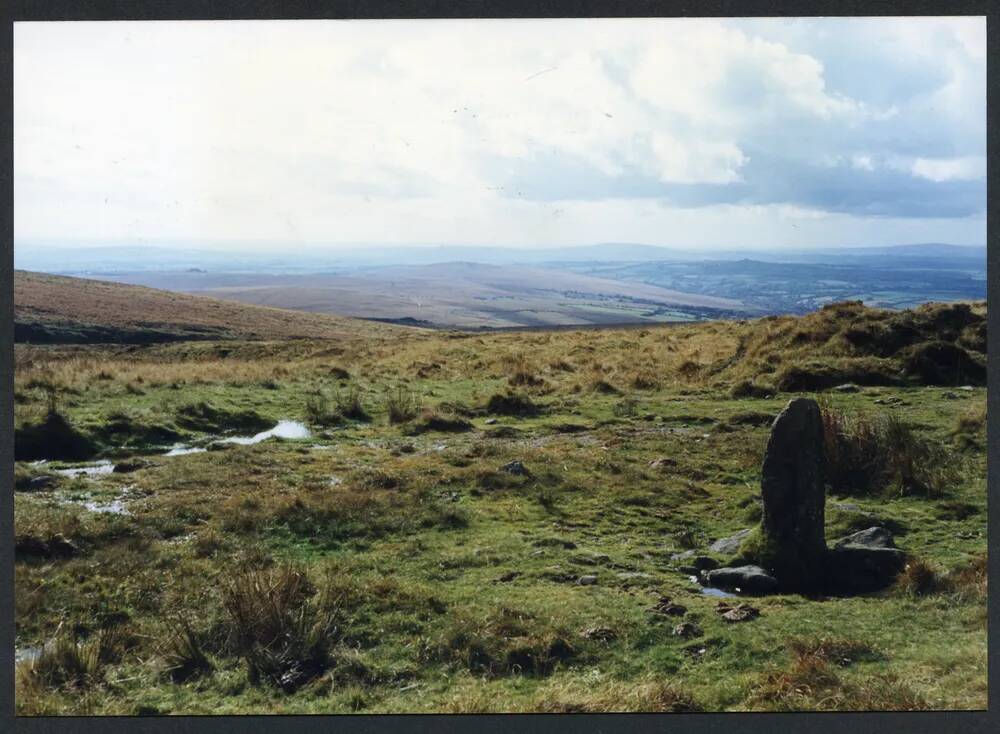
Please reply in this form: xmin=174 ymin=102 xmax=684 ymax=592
xmin=750 ymin=636 xmax=927 ymax=711
xmin=442 ymin=677 xmax=703 ymax=713
xmin=820 ymin=405 xmax=956 ymax=497
xmin=219 ymin=562 xmax=334 ymax=691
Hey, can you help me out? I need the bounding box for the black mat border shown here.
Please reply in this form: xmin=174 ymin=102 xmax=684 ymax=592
xmin=1 ymin=2 xmax=995 ymax=733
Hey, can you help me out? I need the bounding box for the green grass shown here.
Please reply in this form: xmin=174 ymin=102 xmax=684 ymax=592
xmin=12 ymin=309 xmax=987 ymax=714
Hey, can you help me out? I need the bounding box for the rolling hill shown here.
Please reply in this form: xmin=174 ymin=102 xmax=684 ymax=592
xmin=13 ymin=270 xmax=408 ymax=343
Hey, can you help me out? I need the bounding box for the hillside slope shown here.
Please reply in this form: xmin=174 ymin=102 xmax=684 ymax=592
xmin=14 ymin=270 xmax=408 ymax=343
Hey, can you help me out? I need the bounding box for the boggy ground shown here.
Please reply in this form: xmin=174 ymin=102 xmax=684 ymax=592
xmin=12 ymin=301 xmax=987 ymax=714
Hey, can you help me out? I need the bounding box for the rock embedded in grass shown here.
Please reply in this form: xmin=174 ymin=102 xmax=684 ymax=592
xmin=833 ymin=526 xmax=896 ymax=550
xmin=500 ymin=460 xmax=530 ymax=476
xmin=673 ymin=622 xmax=702 ymax=639
xmin=703 ymin=565 xmax=779 ymax=594
xmin=717 ymin=602 xmax=760 ymax=623
xmin=708 ymin=529 xmax=753 ymax=556
xmin=577 ymin=575 xmax=598 ymax=586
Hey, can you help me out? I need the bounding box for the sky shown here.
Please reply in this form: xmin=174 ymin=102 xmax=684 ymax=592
xmin=14 ymin=17 xmax=987 ymax=251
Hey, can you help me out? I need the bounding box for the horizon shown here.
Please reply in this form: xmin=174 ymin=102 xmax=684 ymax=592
xmin=15 ymin=17 xmax=986 ymax=252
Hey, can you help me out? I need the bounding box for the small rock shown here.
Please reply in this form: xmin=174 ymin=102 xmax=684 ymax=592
xmin=650 ymin=596 xmax=687 ymax=616
xmin=501 ymin=460 xmax=530 ymax=476
xmin=704 ymin=565 xmax=779 ymax=593
xmin=670 ymin=549 xmax=696 ymax=562
xmin=942 ymin=391 xmax=959 ymax=400
xmin=672 ymin=622 xmax=702 ymax=639
xmin=484 ymin=418 xmax=498 ymax=425
xmin=833 ymin=526 xmax=896 ymax=550
xmin=708 ymin=529 xmax=753 ymax=556
xmin=832 ymin=383 xmax=860 ymax=393
xmin=717 ymin=602 xmax=760 ymax=623
xmin=577 ymin=575 xmax=598 ymax=586
xmin=581 ymin=626 xmax=617 ymax=641
xmin=649 ymin=458 xmax=678 ymax=471
xmin=959 ymin=385 xmax=975 ymax=391
xmin=496 ymin=571 xmax=520 ymax=583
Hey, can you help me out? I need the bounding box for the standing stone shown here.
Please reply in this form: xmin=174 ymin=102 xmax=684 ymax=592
xmin=759 ymin=398 xmax=827 ymax=590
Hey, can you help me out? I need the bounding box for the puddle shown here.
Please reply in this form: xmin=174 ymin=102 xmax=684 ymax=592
xmin=82 ymin=498 xmax=131 ymax=515
xmin=51 ymin=460 xmax=115 ymax=478
xmin=164 ymin=445 xmax=207 ymax=456
xmin=220 ymin=420 xmax=311 ymax=445
xmin=689 ymin=576 xmax=738 ymax=598
xmin=700 ymin=587 xmax=737 ymax=598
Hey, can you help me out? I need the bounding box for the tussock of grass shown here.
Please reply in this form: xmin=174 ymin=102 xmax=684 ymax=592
xmin=175 ymin=401 xmax=271 ymax=434
xmin=485 ymin=391 xmax=540 ymax=417
xmin=15 ymin=410 xmax=97 ymax=461
xmin=821 ymin=405 xmax=955 ymax=497
xmin=384 ymin=385 xmax=419 ymax=424
xmin=161 ymin=621 xmax=214 ymax=683
xmin=403 ymin=408 xmax=473 ymax=435
xmin=219 ymin=562 xmax=333 ymax=692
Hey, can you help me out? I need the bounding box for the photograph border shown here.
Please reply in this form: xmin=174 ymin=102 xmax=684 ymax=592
xmin=1 ymin=2 xmax=995 ymax=732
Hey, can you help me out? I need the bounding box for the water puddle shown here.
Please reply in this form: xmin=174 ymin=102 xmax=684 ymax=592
xmin=700 ymin=587 xmax=737 ymax=598
xmin=51 ymin=460 xmax=115 ymax=478
xmin=82 ymin=498 xmax=131 ymax=515
xmin=689 ymin=576 xmax=738 ymax=598
xmin=220 ymin=420 xmax=311 ymax=445
xmin=163 ymin=445 xmax=207 ymax=456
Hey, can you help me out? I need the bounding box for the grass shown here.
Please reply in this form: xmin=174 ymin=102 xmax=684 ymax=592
xmin=12 ymin=299 xmax=987 ymax=714
xmin=820 ymin=404 xmax=957 ymax=498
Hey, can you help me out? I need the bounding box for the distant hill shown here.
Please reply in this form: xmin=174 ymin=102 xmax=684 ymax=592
xmin=88 ymin=262 xmax=750 ymax=329
xmin=14 ymin=241 xmax=986 ymax=274
xmin=14 ymin=270 xmax=408 ymax=344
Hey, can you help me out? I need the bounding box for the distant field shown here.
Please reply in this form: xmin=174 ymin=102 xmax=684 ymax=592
xmin=90 ymin=262 xmax=750 ymax=329
xmin=564 ymin=257 xmax=986 ymax=315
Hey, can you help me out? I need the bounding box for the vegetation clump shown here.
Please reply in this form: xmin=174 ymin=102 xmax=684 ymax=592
xmin=15 ymin=410 xmax=98 ymax=461
xmin=219 ymin=562 xmax=334 ymax=692
xmin=485 ymin=391 xmax=540 ymax=417
xmin=403 ymin=409 xmax=474 ymax=435
xmin=384 ymin=385 xmax=420 ymax=424
xmin=175 ymin=401 xmax=271 ymax=433
xmin=820 ymin=406 xmax=956 ymax=497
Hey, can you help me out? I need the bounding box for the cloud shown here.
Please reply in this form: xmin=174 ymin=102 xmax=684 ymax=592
xmin=911 ymin=156 xmax=986 ymax=183
xmin=13 ymin=17 xmax=986 ymax=248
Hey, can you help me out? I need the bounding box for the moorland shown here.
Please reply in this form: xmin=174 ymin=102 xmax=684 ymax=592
xmin=12 ymin=272 xmax=987 ymax=714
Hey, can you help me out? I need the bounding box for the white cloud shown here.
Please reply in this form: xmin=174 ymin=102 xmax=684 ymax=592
xmin=911 ymin=156 xmax=986 ymax=182
xmin=13 ymin=17 xmax=986 ymax=249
